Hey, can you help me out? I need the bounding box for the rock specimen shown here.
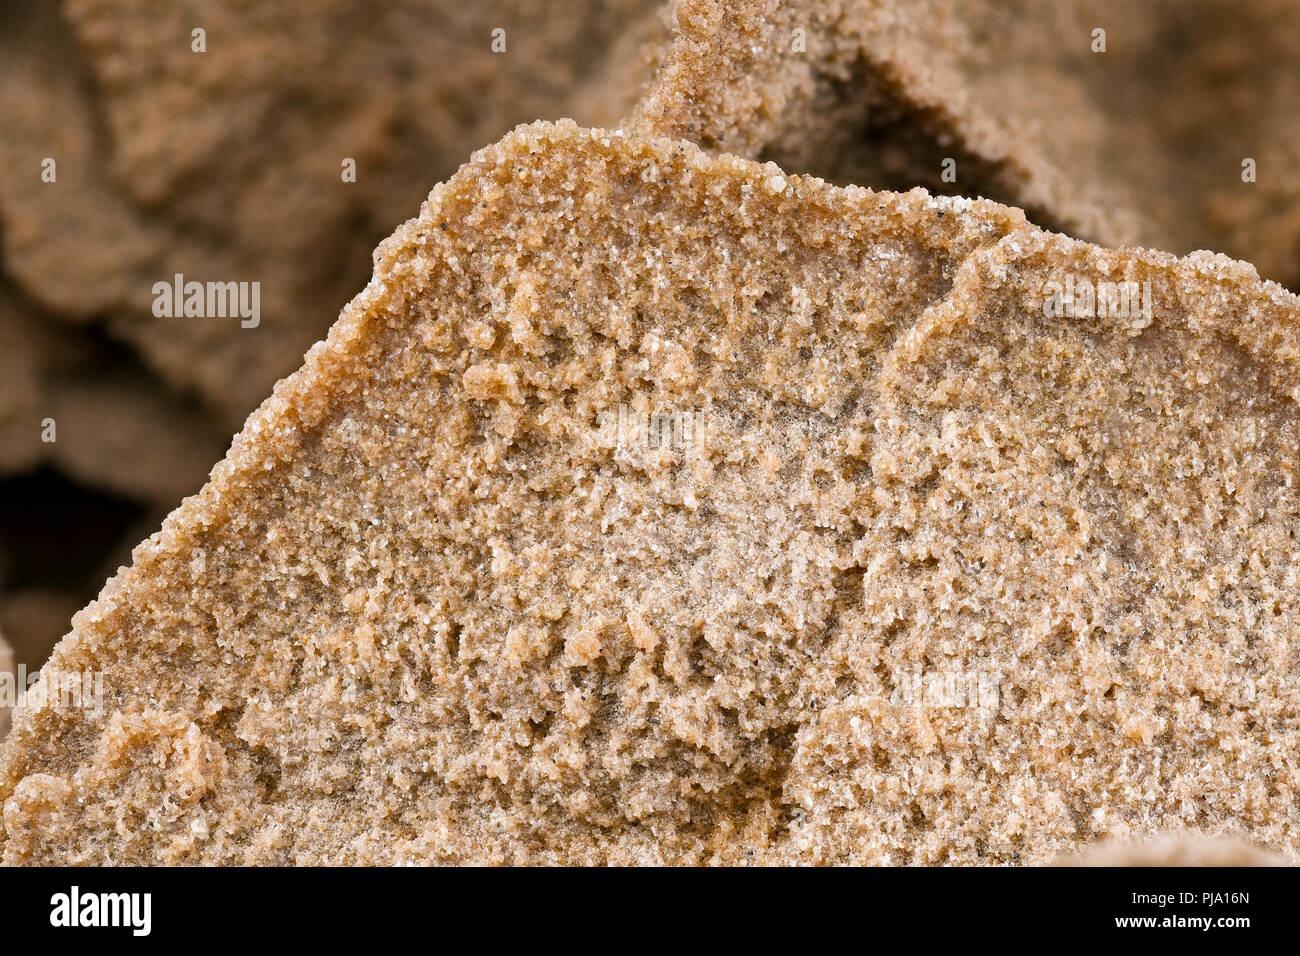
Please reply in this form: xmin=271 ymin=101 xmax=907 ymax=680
xmin=5 ymin=0 xmax=1300 ymax=690
xmin=3 ymin=122 xmax=1297 ymax=864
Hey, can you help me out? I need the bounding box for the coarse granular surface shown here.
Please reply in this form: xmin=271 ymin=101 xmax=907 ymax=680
xmin=2 ymin=121 xmax=1299 ymax=864
xmin=7 ymin=0 xmax=1300 ymax=706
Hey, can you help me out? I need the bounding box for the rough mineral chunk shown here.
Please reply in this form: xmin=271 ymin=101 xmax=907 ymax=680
xmin=2 ymin=122 xmax=1297 ymax=864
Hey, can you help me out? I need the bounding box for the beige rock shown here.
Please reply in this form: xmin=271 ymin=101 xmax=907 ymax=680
xmin=2 ymin=123 xmax=1298 ymax=864
xmin=0 ymin=0 xmax=663 ymax=680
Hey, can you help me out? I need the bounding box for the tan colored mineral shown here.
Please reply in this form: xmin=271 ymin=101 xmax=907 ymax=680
xmin=2 ymin=122 xmax=1298 ymax=864
xmin=6 ymin=0 xmax=1300 ymax=697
